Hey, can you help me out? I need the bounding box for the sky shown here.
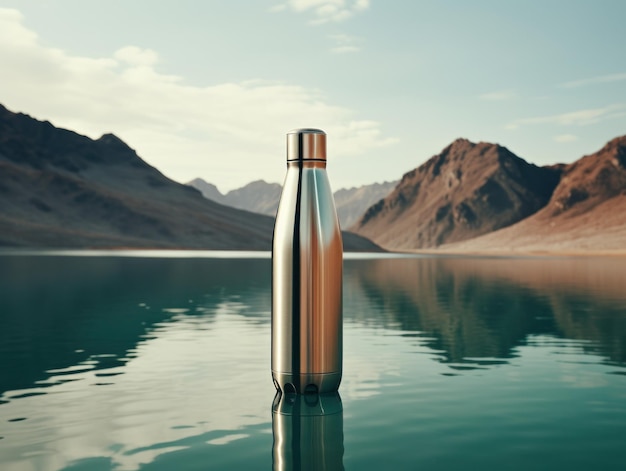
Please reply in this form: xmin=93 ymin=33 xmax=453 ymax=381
xmin=0 ymin=0 xmax=625 ymax=192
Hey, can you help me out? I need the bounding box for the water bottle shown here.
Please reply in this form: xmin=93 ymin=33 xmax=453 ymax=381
xmin=272 ymin=128 xmax=343 ymax=394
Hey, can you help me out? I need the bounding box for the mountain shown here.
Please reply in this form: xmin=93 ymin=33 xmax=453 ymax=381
xmin=442 ymin=136 xmax=626 ymax=252
xmin=333 ymin=180 xmax=398 ymax=229
xmin=186 ymin=178 xmax=226 ymax=204
xmin=188 ymin=178 xmax=280 ymax=216
xmin=0 ymin=104 xmax=275 ymax=249
xmin=546 ymin=135 xmax=626 ymax=217
xmin=224 ymin=180 xmax=282 ymax=216
xmin=350 ymin=138 xmax=561 ymax=250
xmin=225 ymin=180 xmax=282 ymax=216
xmin=0 ymin=104 xmax=381 ymax=251
xmin=189 ymin=177 xmax=398 ymax=228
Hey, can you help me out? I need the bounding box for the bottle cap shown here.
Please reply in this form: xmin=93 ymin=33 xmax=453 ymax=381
xmin=286 ymin=128 xmax=326 ymax=161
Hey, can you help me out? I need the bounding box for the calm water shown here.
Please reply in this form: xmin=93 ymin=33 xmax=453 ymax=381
xmin=0 ymin=252 xmax=625 ymax=470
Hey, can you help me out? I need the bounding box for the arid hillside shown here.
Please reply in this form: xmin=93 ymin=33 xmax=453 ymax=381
xmin=442 ymin=136 xmax=626 ymax=253
xmin=0 ymin=104 xmax=380 ymax=251
xmin=351 ymin=138 xmax=560 ymax=250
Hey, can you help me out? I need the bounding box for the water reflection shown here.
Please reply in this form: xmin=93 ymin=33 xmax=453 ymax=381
xmin=346 ymin=257 xmax=626 ymax=368
xmin=272 ymin=392 xmax=344 ymax=471
xmin=1 ymin=254 xmax=624 ymax=397
xmin=1 ymin=253 xmax=625 ymax=470
xmin=0 ymin=256 xmax=270 ymax=396
xmin=0 ymin=255 xmax=275 ymax=470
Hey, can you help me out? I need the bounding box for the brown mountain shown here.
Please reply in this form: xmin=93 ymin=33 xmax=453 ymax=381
xmin=443 ymin=135 xmax=626 ymax=252
xmin=0 ymin=104 xmax=381 ymax=251
xmin=350 ymin=138 xmax=561 ymax=250
xmin=547 ymin=135 xmax=626 ymax=217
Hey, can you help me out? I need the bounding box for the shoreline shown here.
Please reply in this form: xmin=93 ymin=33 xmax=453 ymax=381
xmin=402 ymin=248 xmax=626 ymax=258
xmin=2 ymin=246 xmax=626 ymax=258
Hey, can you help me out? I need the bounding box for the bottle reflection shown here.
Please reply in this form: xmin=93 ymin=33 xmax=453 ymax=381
xmin=272 ymin=391 xmax=344 ymax=471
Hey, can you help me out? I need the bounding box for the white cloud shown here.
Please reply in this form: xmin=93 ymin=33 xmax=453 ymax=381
xmin=272 ymin=0 xmax=370 ymax=24
xmin=553 ymin=134 xmax=578 ymax=143
xmin=479 ymin=90 xmax=516 ymax=101
xmin=561 ymin=72 xmax=626 ymax=89
xmin=114 ymin=46 xmax=159 ymax=67
xmin=0 ymin=8 xmax=394 ymax=191
xmin=506 ymin=104 xmax=626 ymax=130
xmin=329 ymin=33 xmax=362 ymax=53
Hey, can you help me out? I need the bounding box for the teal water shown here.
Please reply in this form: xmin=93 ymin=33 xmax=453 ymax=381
xmin=0 ymin=252 xmax=625 ymax=470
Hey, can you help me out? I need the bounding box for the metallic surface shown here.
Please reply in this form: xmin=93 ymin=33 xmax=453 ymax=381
xmin=272 ymin=129 xmax=343 ymax=394
xmin=272 ymin=391 xmax=344 ymax=471
xmin=287 ymin=128 xmax=327 ymax=161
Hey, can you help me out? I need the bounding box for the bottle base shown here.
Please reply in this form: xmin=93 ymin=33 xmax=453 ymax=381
xmin=272 ymin=371 xmax=341 ymax=394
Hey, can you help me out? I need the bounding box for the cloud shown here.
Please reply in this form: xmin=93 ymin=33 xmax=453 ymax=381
xmin=506 ymin=104 xmax=626 ymax=130
xmin=561 ymin=72 xmax=626 ymax=89
xmin=479 ymin=90 xmax=516 ymax=101
xmin=114 ymin=46 xmax=159 ymax=67
xmin=329 ymin=33 xmax=362 ymax=53
xmin=553 ymin=134 xmax=578 ymax=143
xmin=272 ymin=0 xmax=369 ymax=24
xmin=0 ymin=8 xmax=395 ymax=190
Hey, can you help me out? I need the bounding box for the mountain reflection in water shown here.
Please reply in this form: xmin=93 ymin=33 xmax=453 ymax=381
xmin=345 ymin=256 xmax=626 ymax=368
xmin=1 ymin=254 xmax=625 ymax=398
xmin=0 ymin=253 xmax=625 ymax=471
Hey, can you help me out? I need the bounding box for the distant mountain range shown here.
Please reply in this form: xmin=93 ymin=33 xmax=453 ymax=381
xmin=333 ymin=181 xmax=399 ymax=228
xmin=2 ymin=102 xmax=624 ymax=253
xmin=0 ymin=104 xmax=381 ymax=251
xmin=187 ymin=178 xmax=282 ymax=217
xmin=350 ymin=136 xmax=626 ymax=252
xmin=187 ymin=177 xmax=398 ymax=229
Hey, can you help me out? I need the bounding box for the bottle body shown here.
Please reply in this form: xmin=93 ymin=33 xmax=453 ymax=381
xmin=272 ymin=131 xmax=343 ymax=394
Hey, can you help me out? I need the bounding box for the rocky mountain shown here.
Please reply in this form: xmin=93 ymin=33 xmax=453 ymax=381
xmin=186 ymin=178 xmax=226 ymax=204
xmin=188 ymin=176 xmax=286 ymax=219
xmin=442 ymin=135 xmax=626 ymax=252
xmin=546 ymin=135 xmax=626 ymax=217
xmin=334 ymin=180 xmax=398 ymax=229
xmin=0 ymin=104 xmax=381 ymax=251
xmin=189 ymin=177 xmax=397 ymax=228
xmin=225 ymin=180 xmax=282 ymax=216
xmin=188 ymin=178 xmax=280 ymax=216
xmin=350 ymin=138 xmax=561 ymax=250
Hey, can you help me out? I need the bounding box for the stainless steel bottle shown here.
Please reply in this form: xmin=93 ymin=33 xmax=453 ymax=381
xmin=272 ymin=128 xmax=343 ymax=394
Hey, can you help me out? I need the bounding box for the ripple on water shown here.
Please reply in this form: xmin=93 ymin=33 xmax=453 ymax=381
xmin=1 ymin=255 xmax=625 ymax=470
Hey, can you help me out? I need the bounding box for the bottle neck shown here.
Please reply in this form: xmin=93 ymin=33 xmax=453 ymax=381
xmin=287 ymin=160 xmax=327 ymax=169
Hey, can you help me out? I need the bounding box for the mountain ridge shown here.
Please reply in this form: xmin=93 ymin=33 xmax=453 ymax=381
xmin=440 ymin=135 xmax=626 ymax=252
xmin=187 ymin=177 xmax=398 ymax=228
xmin=3 ymin=102 xmax=623 ymax=253
xmin=0 ymin=103 xmax=381 ymax=251
xmin=350 ymin=138 xmax=562 ymax=249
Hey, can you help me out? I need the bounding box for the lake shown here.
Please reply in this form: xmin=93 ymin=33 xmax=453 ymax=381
xmin=0 ymin=251 xmax=625 ymax=470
